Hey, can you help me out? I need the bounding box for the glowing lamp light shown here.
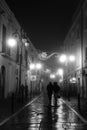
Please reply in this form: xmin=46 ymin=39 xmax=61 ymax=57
xmin=59 ymin=54 xmax=67 ymax=63
xmin=72 ymin=77 xmax=76 ymax=80
xmin=36 ymin=63 xmax=42 ymax=70
xmin=50 ymin=74 xmax=55 ymax=79
xmin=7 ymin=38 xmax=17 ymax=47
xmin=57 ymin=69 xmax=63 ymax=76
xmin=59 ymin=79 xmax=63 ymax=83
xmin=25 ymin=42 xmax=29 ymax=47
xmin=29 ymin=63 xmax=35 ymax=70
xmin=45 ymin=69 xmax=51 ymax=73
xmin=70 ymin=79 xmax=72 ymax=82
xmin=70 ymin=77 xmax=76 ymax=83
xmin=69 ymin=55 xmax=75 ymax=62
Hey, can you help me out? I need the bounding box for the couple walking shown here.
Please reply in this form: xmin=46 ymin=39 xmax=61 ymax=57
xmin=47 ymin=81 xmax=60 ymax=106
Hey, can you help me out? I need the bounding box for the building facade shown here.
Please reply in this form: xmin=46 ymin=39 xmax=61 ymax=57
xmin=0 ymin=0 xmax=40 ymax=99
xmin=63 ymin=0 xmax=87 ymax=98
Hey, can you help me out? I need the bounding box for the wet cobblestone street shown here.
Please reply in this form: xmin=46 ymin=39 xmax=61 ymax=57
xmin=0 ymin=93 xmax=87 ymax=130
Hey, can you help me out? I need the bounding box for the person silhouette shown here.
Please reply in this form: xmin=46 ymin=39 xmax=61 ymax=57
xmin=53 ymin=82 xmax=60 ymax=106
xmin=47 ymin=82 xmax=53 ymax=106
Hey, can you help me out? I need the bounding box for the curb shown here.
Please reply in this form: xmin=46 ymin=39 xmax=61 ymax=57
xmin=0 ymin=95 xmax=41 ymax=126
xmin=61 ymin=99 xmax=87 ymax=125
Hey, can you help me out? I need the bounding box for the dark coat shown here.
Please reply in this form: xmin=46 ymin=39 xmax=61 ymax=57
xmin=53 ymin=82 xmax=60 ymax=93
xmin=47 ymin=82 xmax=53 ymax=95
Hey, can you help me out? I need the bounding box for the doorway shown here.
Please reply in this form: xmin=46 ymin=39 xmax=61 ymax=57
xmin=0 ymin=66 xmax=6 ymax=99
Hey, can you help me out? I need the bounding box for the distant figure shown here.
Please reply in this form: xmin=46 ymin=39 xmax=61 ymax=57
xmin=25 ymin=84 xmax=28 ymax=101
xmin=53 ymin=82 xmax=60 ymax=106
xmin=21 ymin=84 xmax=25 ymax=103
xmin=47 ymin=82 xmax=53 ymax=105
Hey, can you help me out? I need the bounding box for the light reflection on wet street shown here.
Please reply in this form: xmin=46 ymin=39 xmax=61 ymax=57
xmin=0 ymin=94 xmax=87 ymax=130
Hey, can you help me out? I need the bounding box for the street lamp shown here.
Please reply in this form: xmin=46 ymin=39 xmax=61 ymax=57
xmin=69 ymin=55 xmax=75 ymax=62
xmin=36 ymin=63 xmax=42 ymax=70
xmin=29 ymin=63 xmax=36 ymax=70
xmin=59 ymin=54 xmax=76 ymax=100
xmin=7 ymin=29 xmax=29 ymax=88
xmin=59 ymin=54 xmax=67 ymax=63
xmin=29 ymin=63 xmax=42 ymax=71
xmin=29 ymin=62 xmax=42 ymax=83
xmin=59 ymin=54 xmax=76 ymax=82
xmin=59 ymin=54 xmax=75 ymax=65
xmin=57 ymin=68 xmax=64 ymax=81
xmin=29 ymin=62 xmax=42 ymax=95
xmin=70 ymin=77 xmax=76 ymax=83
xmin=57 ymin=68 xmax=64 ymax=76
xmin=50 ymin=74 xmax=56 ymax=79
xmin=7 ymin=38 xmax=17 ymax=47
xmin=38 ymin=52 xmax=75 ymax=65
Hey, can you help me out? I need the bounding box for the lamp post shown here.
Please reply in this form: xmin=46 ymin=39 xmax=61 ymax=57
xmin=18 ymin=32 xmax=29 ymax=89
xmin=59 ymin=54 xmax=76 ymax=100
xmin=36 ymin=63 xmax=42 ymax=94
xmin=7 ymin=29 xmax=29 ymax=89
xmin=81 ymin=2 xmax=84 ymax=98
xmin=29 ymin=62 xmax=42 ymax=96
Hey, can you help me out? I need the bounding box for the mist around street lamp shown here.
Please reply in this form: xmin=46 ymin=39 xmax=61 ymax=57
xmin=29 ymin=63 xmax=35 ymax=70
xmin=29 ymin=63 xmax=42 ymax=70
xmin=36 ymin=63 xmax=42 ymax=70
xmin=57 ymin=68 xmax=64 ymax=76
xmin=7 ymin=38 xmax=17 ymax=47
xmin=69 ymin=55 xmax=75 ymax=62
xmin=50 ymin=74 xmax=55 ymax=79
xmin=59 ymin=54 xmax=67 ymax=63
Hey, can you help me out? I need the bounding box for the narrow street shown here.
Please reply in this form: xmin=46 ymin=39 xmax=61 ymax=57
xmin=0 ymin=93 xmax=87 ymax=130
xmin=0 ymin=1 xmax=87 ymax=129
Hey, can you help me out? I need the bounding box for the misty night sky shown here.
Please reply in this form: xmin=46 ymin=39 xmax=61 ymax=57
xmin=6 ymin=0 xmax=80 ymax=53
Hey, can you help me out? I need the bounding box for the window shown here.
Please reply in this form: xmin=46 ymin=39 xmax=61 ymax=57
xmin=2 ymin=25 xmax=6 ymax=52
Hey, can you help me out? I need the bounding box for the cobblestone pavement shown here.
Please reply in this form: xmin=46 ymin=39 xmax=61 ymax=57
xmin=0 ymin=93 xmax=87 ymax=130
